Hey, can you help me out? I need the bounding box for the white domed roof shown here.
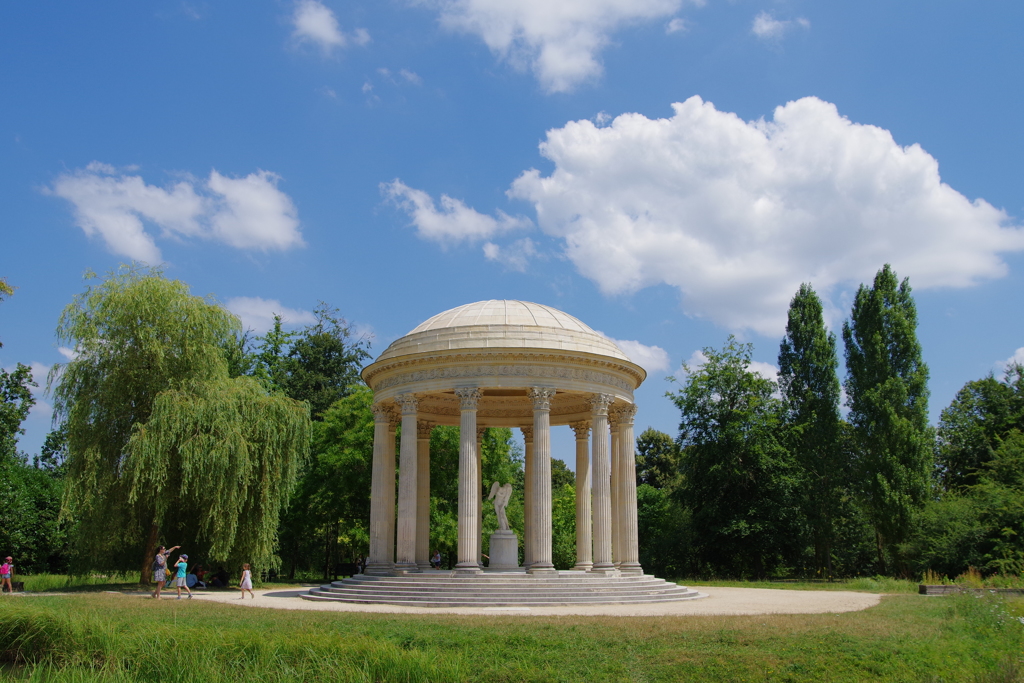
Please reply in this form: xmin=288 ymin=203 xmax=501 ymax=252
xmin=374 ymin=300 xmax=630 ymax=362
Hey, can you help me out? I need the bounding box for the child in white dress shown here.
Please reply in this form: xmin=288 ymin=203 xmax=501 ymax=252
xmin=238 ymin=563 xmax=254 ymax=599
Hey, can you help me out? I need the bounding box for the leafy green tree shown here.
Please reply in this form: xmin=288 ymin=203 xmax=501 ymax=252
xmin=277 ymin=385 xmax=374 ymax=579
xmin=636 ymin=483 xmax=692 ymax=577
xmin=550 ymin=457 xmax=575 ymax=489
xmin=635 ymin=428 xmax=679 ymax=489
xmin=936 ymin=366 xmax=1024 ymax=490
xmin=279 ymin=304 xmax=370 ymax=420
xmin=842 ymin=264 xmax=931 ymax=573
xmin=52 ymin=265 xmax=310 ymax=580
xmin=778 ymin=283 xmax=845 ymax=579
xmin=668 ymin=337 xmax=801 ymax=577
xmin=1 ymin=364 xmax=35 ymax=462
xmin=550 ymin=483 xmax=576 ymax=569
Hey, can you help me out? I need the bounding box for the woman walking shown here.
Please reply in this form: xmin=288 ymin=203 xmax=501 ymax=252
xmin=237 ymin=563 xmax=254 ymax=599
xmin=151 ymin=545 xmax=179 ymax=599
xmin=1 ymin=556 xmax=13 ymax=594
xmin=174 ymin=554 xmax=193 ymax=599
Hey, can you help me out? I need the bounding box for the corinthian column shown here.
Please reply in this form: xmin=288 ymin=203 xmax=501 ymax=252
xmin=590 ymin=393 xmax=615 ymax=573
xmin=416 ymin=420 xmax=433 ymax=570
xmin=477 ymin=426 xmax=486 ymax=564
xmin=454 ymin=388 xmax=483 ymax=573
xmin=366 ymin=403 xmax=395 ymax=574
xmin=527 ymin=387 xmax=557 ymax=574
xmin=521 ymin=426 xmax=534 ymax=568
xmin=394 ymin=394 xmax=420 ymax=571
xmin=571 ymin=421 xmax=593 ymax=571
xmin=609 ymin=407 xmax=622 ymax=568
xmin=618 ymin=404 xmax=643 ymax=574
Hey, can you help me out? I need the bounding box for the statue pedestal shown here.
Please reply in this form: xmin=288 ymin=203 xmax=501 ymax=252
xmin=488 ymin=530 xmax=519 ymax=569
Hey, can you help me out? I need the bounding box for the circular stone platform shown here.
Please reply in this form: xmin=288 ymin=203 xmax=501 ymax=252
xmin=303 ymin=571 xmax=702 ymax=607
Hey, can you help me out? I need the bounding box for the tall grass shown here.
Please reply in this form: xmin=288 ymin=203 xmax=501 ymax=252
xmin=0 ymin=597 xmax=465 ymax=682
xmin=18 ymin=574 xmax=140 ymax=593
xmin=0 ymin=592 xmax=1021 ymax=681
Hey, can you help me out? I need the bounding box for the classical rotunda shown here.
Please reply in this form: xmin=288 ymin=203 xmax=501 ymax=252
xmin=305 ymin=300 xmax=702 ymax=606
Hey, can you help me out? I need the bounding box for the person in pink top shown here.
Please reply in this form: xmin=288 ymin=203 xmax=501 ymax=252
xmin=1 ymin=556 xmax=14 ymax=595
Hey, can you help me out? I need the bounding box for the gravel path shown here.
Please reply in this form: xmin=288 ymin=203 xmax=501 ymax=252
xmin=169 ymin=585 xmax=881 ymax=617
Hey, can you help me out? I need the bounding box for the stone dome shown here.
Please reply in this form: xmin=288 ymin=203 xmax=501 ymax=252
xmin=375 ymin=300 xmax=630 ymax=363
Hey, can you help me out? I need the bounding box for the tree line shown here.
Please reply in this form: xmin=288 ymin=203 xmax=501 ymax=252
xmin=637 ymin=265 xmax=1024 ymax=579
xmin=1 ymin=265 xmax=1021 ymax=580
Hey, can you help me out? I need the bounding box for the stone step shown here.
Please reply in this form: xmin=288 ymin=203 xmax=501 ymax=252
xmin=318 ymin=582 xmax=691 ymax=594
xmin=311 ymin=589 xmax=696 ymax=598
xmin=336 ymin=575 xmax=676 ymax=587
xmin=301 ymin=591 xmax=704 ymax=607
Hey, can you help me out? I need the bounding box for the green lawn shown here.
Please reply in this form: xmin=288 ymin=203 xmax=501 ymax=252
xmin=0 ymin=589 xmax=1019 ymax=682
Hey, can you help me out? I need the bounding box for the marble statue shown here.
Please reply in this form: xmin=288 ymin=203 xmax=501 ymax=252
xmin=487 ymin=481 xmax=513 ymax=531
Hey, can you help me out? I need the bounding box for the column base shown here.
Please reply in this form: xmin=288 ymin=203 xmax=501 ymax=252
xmin=416 ymin=560 xmax=431 ymax=570
xmin=363 ymin=562 xmax=394 ymax=576
xmin=392 ymin=562 xmax=421 ymax=574
xmin=618 ymin=561 xmax=643 ymax=575
xmin=573 ymin=562 xmax=594 ymax=572
xmin=454 ymin=562 xmax=482 ymax=574
xmin=527 ymin=563 xmax=557 ymax=575
xmin=589 ymin=563 xmax=619 ymax=576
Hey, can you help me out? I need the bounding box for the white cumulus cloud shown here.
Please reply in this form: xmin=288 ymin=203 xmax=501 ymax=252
xmin=483 ymin=237 xmax=537 ymax=271
xmin=996 ymin=347 xmax=1024 ymax=374
xmin=752 ymin=11 xmax=809 ymax=41
xmin=506 ymin=96 xmax=1024 ymax=335
xmin=419 ymin=0 xmax=682 ymax=92
xmin=382 ymin=179 xmax=531 ymax=245
xmin=225 ymin=297 xmax=317 ymax=334
xmin=674 ymin=350 xmax=777 ymax=382
xmin=597 ymin=333 xmax=671 ymax=374
xmin=49 ymin=164 xmax=303 ymax=263
xmin=291 ymin=0 xmax=370 ymax=54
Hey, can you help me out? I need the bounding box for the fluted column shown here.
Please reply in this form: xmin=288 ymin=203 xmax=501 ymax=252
xmin=416 ymin=420 xmax=433 ymax=570
xmin=571 ymin=421 xmax=593 ymax=571
xmin=394 ymin=394 xmax=420 ymax=571
xmin=618 ymin=404 xmax=642 ymax=574
xmin=590 ymin=393 xmax=615 ymax=573
xmin=455 ymin=388 xmax=483 ymax=573
xmin=527 ymin=387 xmax=557 ymax=574
xmin=609 ymin=408 xmax=622 ymax=568
xmin=366 ymin=403 xmax=395 ymax=574
xmin=477 ymin=426 xmax=486 ymax=565
xmin=522 ymin=426 xmax=534 ymax=568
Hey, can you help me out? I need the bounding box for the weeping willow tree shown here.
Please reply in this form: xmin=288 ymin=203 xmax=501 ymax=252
xmin=52 ymin=265 xmax=310 ymax=580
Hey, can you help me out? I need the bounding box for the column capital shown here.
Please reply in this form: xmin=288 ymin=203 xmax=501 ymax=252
xmin=527 ymin=387 xmax=557 ymax=411
xmin=521 ymin=425 xmax=534 ymax=443
xmin=395 ymin=393 xmax=419 ymax=415
xmin=589 ymin=393 xmax=615 ymax=415
xmin=617 ymin=404 xmax=637 ymax=425
xmin=569 ymin=420 xmax=591 ymax=440
xmin=371 ymin=403 xmax=393 ymax=424
xmin=416 ymin=420 xmax=434 ymax=439
xmin=454 ymin=387 xmax=483 ymax=410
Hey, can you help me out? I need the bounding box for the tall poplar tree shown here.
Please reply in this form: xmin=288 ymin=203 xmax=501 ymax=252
xmin=778 ymin=283 xmax=844 ymax=579
xmin=842 ymin=264 xmax=931 ymax=573
xmin=52 ymin=265 xmax=310 ymax=580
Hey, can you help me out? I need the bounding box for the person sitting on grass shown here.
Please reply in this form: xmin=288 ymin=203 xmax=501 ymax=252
xmin=1 ymin=556 xmax=13 ymax=594
xmin=174 ymin=554 xmax=193 ymax=600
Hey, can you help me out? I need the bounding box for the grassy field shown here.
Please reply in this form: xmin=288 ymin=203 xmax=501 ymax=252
xmin=0 ymin=587 xmax=1021 ymax=682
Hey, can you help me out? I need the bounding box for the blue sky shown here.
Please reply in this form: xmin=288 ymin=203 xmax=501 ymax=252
xmin=2 ymin=0 xmax=1023 ymax=466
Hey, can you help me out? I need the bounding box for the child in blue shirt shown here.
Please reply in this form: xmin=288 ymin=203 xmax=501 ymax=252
xmin=174 ymin=554 xmax=193 ymax=600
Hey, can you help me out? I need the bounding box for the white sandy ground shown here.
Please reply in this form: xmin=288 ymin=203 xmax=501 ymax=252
xmin=106 ymin=585 xmax=882 ymax=617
